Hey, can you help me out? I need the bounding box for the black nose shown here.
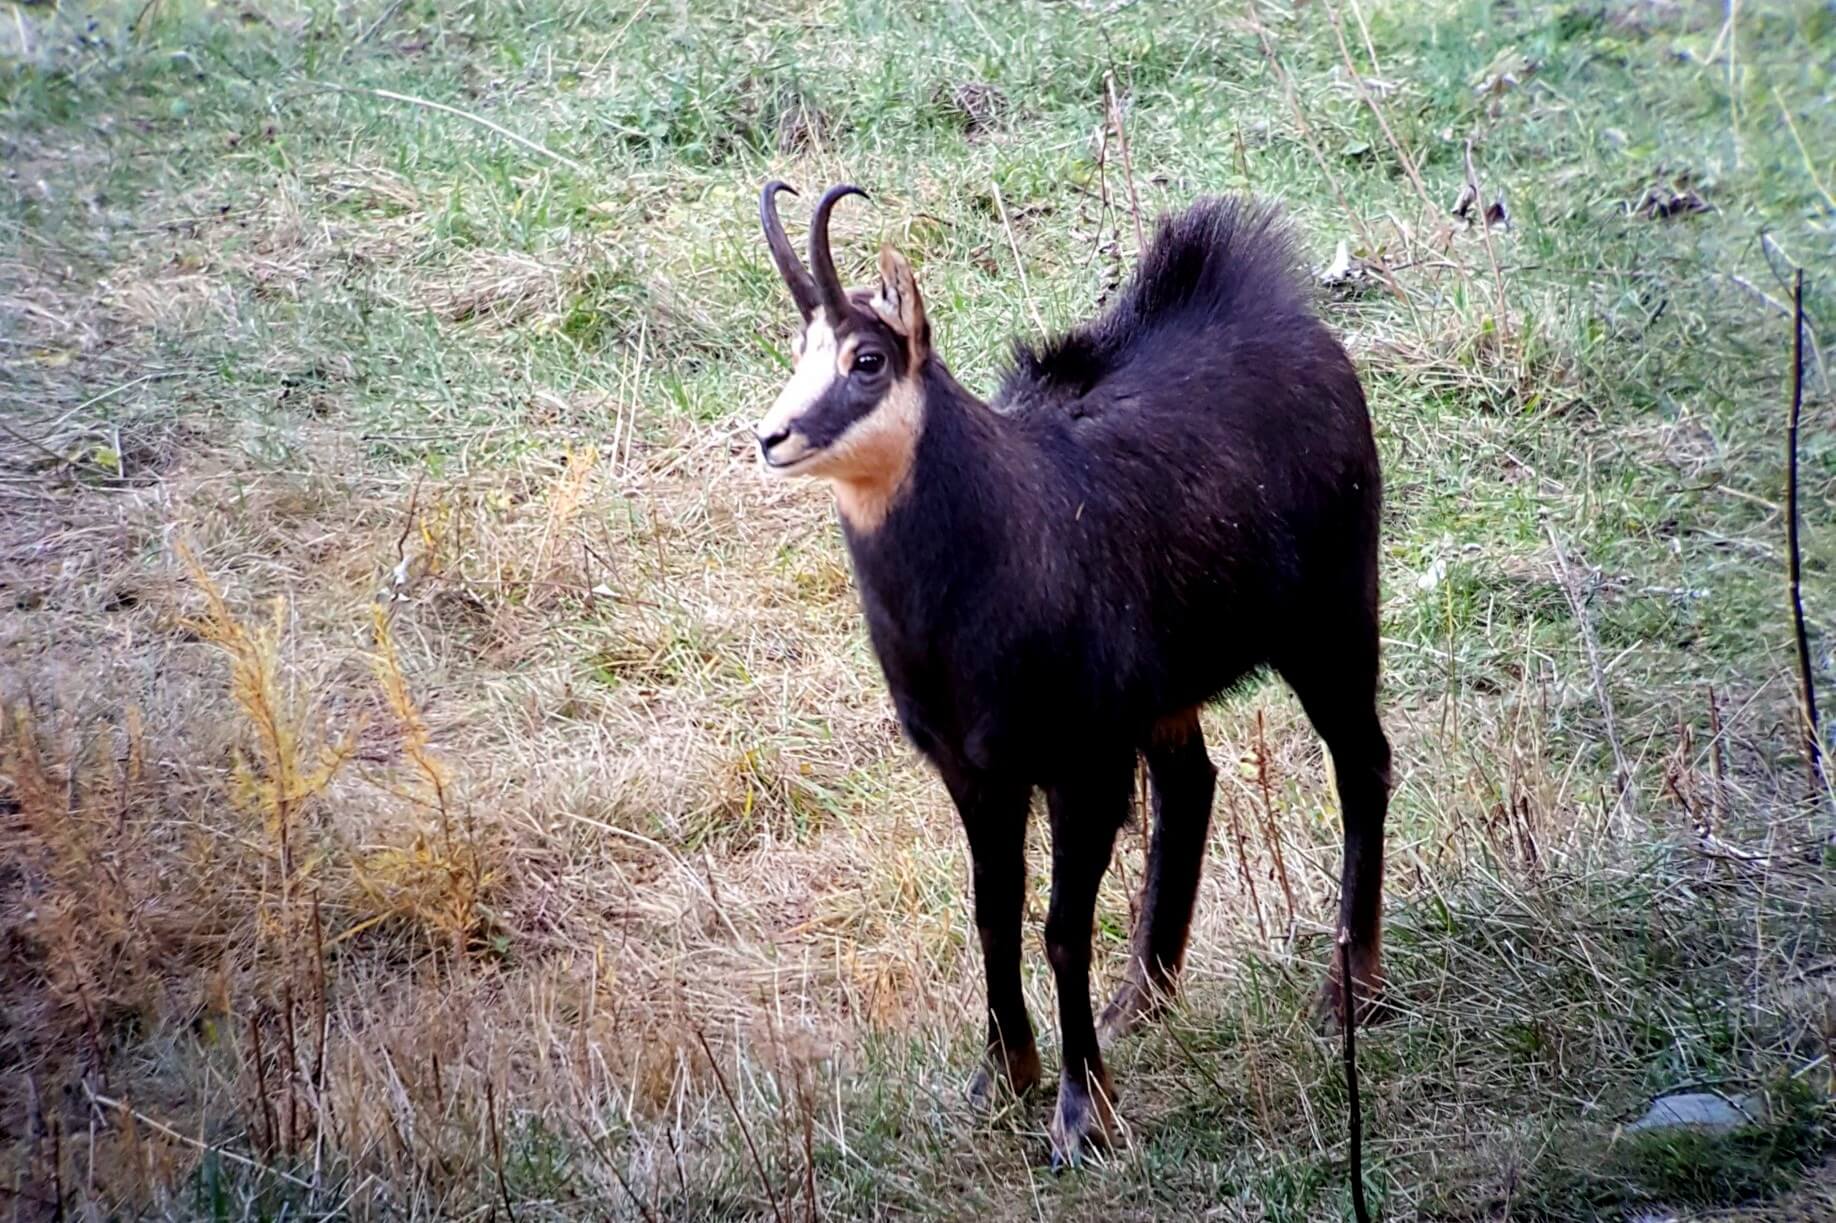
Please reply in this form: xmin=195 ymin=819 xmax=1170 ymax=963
xmin=758 ymin=427 xmax=791 ymax=454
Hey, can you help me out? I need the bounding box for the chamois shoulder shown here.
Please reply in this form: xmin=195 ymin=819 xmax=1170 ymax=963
xmin=995 ymin=196 xmax=1312 ymax=410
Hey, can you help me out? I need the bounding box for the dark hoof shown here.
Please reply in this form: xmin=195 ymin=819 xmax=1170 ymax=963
xmin=1317 ymin=966 xmax=1390 ymax=1030
xmin=1097 ymin=973 xmax=1171 ymax=1045
xmin=1048 ymin=1074 xmax=1119 ymax=1167
xmin=968 ymin=1043 xmax=1041 ymax=1110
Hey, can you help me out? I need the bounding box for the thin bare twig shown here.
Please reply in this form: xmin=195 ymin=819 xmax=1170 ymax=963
xmin=1785 ymin=268 xmax=1821 ymax=789
xmin=1082 ymin=111 xmax=1114 ymax=272
xmin=587 ymin=0 xmax=658 ymax=75
xmin=1340 ymin=930 xmax=1372 ymax=1223
xmin=608 ymin=1160 xmax=663 ymax=1223
xmin=696 ymin=1029 xmax=788 ymax=1223
xmin=1545 ymin=523 xmax=1634 ymax=821
xmin=797 ymin=1069 xmax=818 ymax=1223
xmin=1103 ymin=72 xmax=1147 ymax=256
xmin=1253 ymin=710 xmax=1298 ymax=926
xmin=69 ymin=370 xmax=189 ymax=417
xmin=485 ymin=1077 xmax=517 ymax=1222
xmin=132 ymin=0 xmax=165 ymax=40
xmin=0 ymin=419 xmax=70 ymax=467
xmin=1245 ymin=8 xmax=1415 ymax=317
xmin=1225 ymin=789 xmax=1268 ymax=941
xmin=346 ymin=0 xmax=406 ymax=56
xmin=1772 ymin=86 xmax=1836 ymax=213
xmin=1707 ymin=685 xmax=1726 ymax=830
xmin=83 ymin=1086 xmax=315 ymax=1191
xmin=1464 ymin=140 xmax=1512 ymax=335
xmin=1324 ymin=0 xmax=1432 ymax=214
xmin=1345 ymin=0 xmax=1385 ymax=76
xmin=249 ymin=1011 xmax=275 ymax=1156
xmin=1724 ymin=272 xmax=1829 ymax=392
xmin=990 ymin=180 xmax=1046 ymax=336
xmin=394 ymin=473 xmax=425 ymax=564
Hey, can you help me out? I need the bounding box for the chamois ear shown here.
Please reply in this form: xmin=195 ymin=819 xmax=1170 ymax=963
xmin=872 ymin=244 xmax=928 ymax=365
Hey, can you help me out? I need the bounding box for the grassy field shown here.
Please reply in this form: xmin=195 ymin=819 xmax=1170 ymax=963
xmin=3 ymin=0 xmax=1834 ymax=1218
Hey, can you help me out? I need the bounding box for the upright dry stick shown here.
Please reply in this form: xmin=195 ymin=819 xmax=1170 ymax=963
xmin=1104 ymin=71 xmax=1147 ymax=256
xmin=1225 ymin=789 xmax=1268 ymax=941
xmin=1463 ymin=140 xmax=1513 ymax=343
xmin=1085 ymin=111 xmax=1113 ymax=271
xmin=1324 ymin=0 xmax=1432 ymax=214
xmin=1785 ymin=268 xmax=1822 ymax=789
xmin=1545 ymin=523 xmax=1634 ymax=824
xmin=280 ymin=978 xmax=297 ymax=1156
xmin=1246 ymin=8 xmax=1417 ymax=325
xmin=485 ymin=1076 xmax=517 ymax=1222
xmin=1773 ymin=86 xmax=1836 ymax=214
xmin=1707 ymin=685 xmax=1726 ymax=830
xmin=309 ymin=894 xmax=330 ymax=1195
xmin=249 ymin=1012 xmax=276 ymax=1156
xmin=696 ymin=1030 xmax=787 ymax=1223
xmin=990 ymin=180 xmax=1046 ymax=336
xmin=1253 ymin=711 xmax=1298 ymax=927
xmin=1340 ymin=931 xmax=1372 ymax=1223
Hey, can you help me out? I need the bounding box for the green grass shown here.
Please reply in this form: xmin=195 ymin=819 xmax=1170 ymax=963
xmin=3 ymin=0 xmax=1834 ymax=1219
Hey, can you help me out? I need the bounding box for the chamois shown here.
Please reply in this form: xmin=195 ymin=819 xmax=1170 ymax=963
xmin=754 ymin=181 xmax=1391 ymax=1165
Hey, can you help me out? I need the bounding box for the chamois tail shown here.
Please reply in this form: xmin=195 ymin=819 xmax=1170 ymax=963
xmin=1000 ymin=196 xmax=1311 ymax=403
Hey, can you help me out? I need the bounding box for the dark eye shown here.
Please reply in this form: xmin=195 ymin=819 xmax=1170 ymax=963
xmin=853 ymin=350 xmax=886 ymax=376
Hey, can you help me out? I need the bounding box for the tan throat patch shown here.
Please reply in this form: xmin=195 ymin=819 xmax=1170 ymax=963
xmin=827 ymin=376 xmax=923 ymax=533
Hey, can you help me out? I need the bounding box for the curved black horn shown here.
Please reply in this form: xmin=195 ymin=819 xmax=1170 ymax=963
xmin=760 ymin=181 xmax=819 ymax=319
xmin=809 ymin=183 xmax=868 ymax=317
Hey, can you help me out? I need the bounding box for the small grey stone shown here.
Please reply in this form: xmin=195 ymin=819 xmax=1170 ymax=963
xmin=1627 ymin=1091 xmax=1766 ymax=1134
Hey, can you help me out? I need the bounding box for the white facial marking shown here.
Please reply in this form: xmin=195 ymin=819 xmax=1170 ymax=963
xmin=752 ymin=308 xmax=925 ymax=529
xmin=754 ymin=316 xmax=838 ymax=467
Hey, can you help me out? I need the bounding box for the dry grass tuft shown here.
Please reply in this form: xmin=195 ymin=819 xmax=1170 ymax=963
xmin=416 ymin=249 xmax=584 ymax=330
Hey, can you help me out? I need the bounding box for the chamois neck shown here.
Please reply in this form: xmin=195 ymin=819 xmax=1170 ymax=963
xmin=827 ymin=370 xmax=925 ymax=533
xmin=833 ymin=358 xmax=1001 ymax=537
xmin=840 ymin=360 xmax=1015 ymax=581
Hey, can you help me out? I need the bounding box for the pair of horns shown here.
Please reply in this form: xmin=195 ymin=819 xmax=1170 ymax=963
xmin=761 ymin=181 xmax=866 ymax=320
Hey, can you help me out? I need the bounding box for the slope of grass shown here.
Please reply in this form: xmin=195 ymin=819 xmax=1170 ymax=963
xmin=3 ymin=1 xmax=1833 ymax=1219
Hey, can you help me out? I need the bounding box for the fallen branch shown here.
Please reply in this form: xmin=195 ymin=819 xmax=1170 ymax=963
xmin=1724 ymin=272 xmax=1830 ymax=393
xmin=314 ymin=83 xmax=588 ymax=175
xmin=84 ymin=1085 xmax=315 ymax=1192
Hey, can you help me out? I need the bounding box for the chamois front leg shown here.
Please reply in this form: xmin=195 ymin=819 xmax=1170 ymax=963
xmin=1100 ymin=709 xmax=1217 ymax=1043
xmin=1042 ymin=759 xmax=1130 ymax=1167
xmin=943 ymin=768 xmax=1041 ymax=1107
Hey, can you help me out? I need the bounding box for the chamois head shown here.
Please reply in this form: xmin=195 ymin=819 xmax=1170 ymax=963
xmin=754 ymin=181 xmax=929 ymax=529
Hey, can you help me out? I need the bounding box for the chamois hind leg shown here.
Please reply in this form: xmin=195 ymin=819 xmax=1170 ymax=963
xmin=1277 ymin=621 xmax=1392 ymax=1028
xmin=940 ymin=766 xmax=1042 ymax=1107
xmin=1099 ymin=708 xmax=1217 ymax=1043
xmin=1042 ymin=754 xmax=1131 ymax=1167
